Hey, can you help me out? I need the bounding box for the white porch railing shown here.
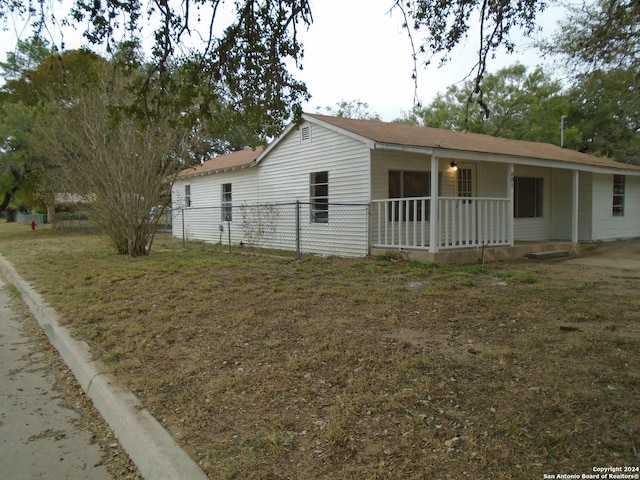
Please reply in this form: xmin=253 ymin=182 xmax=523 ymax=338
xmin=438 ymin=197 xmax=511 ymax=249
xmin=372 ymin=197 xmax=432 ymax=249
xmin=372 ymin=197 xmax=512 ymax=251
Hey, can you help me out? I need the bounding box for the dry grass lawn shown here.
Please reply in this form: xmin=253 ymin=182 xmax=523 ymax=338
xmin=1 ymin=223 xmax=638 ymax=479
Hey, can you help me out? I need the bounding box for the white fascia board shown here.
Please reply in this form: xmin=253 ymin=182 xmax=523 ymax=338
xmin=256 ymin=121 xmax=299 ymax=164
xmin=373 ymin=142 xmax=434 ymax=155
xmin=432 ymin=148 xmax=640 ymax=176
xmin=177 ymin=161 xmax=258 ymax=180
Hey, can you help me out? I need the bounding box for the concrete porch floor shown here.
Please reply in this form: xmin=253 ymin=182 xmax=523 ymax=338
xmin=371 ymin=241 xmax=578 ymax=265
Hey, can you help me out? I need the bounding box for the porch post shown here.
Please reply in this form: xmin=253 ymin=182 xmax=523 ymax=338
xmin=429 ymin=155 xmax=439 ymax=253
xmin=508 ymin=164 xmax=514 ymax=246
xmin=572 ymin=170 xmax=579 ymax=244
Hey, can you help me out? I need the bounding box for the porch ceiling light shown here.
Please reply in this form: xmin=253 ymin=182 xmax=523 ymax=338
xmin=450 ymin=161 xmax=458 ymax=171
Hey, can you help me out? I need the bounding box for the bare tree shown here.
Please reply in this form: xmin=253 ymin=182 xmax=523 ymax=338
xmin=36 ymin=70 xmax=189 ymax=256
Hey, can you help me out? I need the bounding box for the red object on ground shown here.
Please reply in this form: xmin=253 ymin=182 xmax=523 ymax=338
xmin=30 ymin=220 xmax=36 ymax=231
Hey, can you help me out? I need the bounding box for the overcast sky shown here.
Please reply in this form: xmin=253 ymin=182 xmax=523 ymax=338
xmin=296 ymin=0 xmax=566 ymax=121
xmin=0 ymin=0 xmax=566 ymax=121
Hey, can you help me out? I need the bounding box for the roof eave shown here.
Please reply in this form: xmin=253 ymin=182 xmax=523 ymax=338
xmin=177 ymin=161 xmax=258 ymax=180
xmin=430 ymin=147 xmax=640 ymax=175
xmin=373 ymin=142 xmax=435 ymax=155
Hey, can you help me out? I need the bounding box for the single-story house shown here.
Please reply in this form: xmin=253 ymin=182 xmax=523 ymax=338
xmin=172 ymin=113 xmax=640 ymax=262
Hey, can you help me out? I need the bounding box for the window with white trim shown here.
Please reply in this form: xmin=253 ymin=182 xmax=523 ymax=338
xmin=457 ymin=168 xmax=473 ymax=198
xmin=221 ymin=183 xmax=232 ymax=221
xmin=185 ymin=184 xmax=192 ymax=207
xmin=613 ymin=174 xmax=625 ymax=217
xmin=310 ymin=171 xmax=328 ymax=223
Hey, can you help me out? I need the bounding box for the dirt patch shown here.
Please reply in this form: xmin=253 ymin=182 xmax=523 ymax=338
xmin=1 ymin=226 xmax=638 ymax=479
xmin=568 ymin=238 xmax=640 ymax=269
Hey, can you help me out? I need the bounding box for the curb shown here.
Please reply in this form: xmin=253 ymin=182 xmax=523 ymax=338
xmin=0 ymin=255 xmax=209 ymax=480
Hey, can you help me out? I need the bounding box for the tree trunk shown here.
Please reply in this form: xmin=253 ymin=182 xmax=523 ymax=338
xmin=47 ymin=204 xmax=55 ymax=225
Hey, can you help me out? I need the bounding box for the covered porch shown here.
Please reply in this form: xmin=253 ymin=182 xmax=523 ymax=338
xmin=371 ymin=196 xmax=512 ymax=250
xmin=369 ymin=153 xmax=582 ymax=263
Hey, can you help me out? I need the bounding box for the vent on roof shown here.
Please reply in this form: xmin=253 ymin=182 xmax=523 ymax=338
xmin=301 ymin=125 xmax=311 ymax=143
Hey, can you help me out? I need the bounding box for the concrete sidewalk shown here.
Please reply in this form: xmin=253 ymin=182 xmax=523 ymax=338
xmin=0 ymin=256 xmax=208 ymax=480
xmin=0 ymin=276 xmax=113 ymax=480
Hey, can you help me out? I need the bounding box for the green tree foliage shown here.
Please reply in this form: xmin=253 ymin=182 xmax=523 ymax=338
xmin=0 ymin=101 xmax=43 ymax=218
xmin=0 ymin=46 xmax=107 ymax=219
xmin=566 ymin=68 xmax=640 ymax=164
xmin=545 ymin=0 xmax=639 ymax=73
xmin=3 ymin=49 xmax=106 ymax=106
xmin=317 ymin=100 xmax=381 ymax=120
xmin=541 ymin=0 xmax=640 ymax=163
xmin=397 ymin=64 xmax=576 ymax=146
xmin=0 ymin=36 xmax=53 ymax=81
xmin=0 ymin=0 xmax=314 ymax=137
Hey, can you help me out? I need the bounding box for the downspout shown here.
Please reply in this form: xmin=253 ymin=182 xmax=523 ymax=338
xmin=571 ymin=170 xmax=579 ymax=250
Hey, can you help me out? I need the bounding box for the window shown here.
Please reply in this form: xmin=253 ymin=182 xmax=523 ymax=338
xmin=221 ymin=183 xmax=232 ymax=221
xmin=185 ymin=185 xmax=192 ymax=207
xmin=310 ymin=171 xmax=328 ymax=223
xmin=514 ymin=177 xmax=543 ymax=218
xmin=389 ymin=170 xmax=432 ymax=221
xmin=613 ymin=175 xmax=625 ymax=217
xmin=457 ymin=168 xmax=473 ymax=198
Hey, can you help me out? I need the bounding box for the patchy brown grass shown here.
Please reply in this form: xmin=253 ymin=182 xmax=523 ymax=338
xmin=1 ymin=223 xmax=639 ymax=479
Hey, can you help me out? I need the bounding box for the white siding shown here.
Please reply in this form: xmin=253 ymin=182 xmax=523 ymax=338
xmin=477 ymin=162 xmax=509 ymax=197
xmin=512 ymin=165 xmax=553 ymax=241
xmin=578 ymin=172 xmax=594 ymax=242
xmin=172 ymin=121 xmax=371 ymax=257
xmin=592 ymin=173 xmax=640 ymax=241
xmin=371 ymin=150 xmax=433 ymax=199
xmin=172 ymin=167 xmax=258 ymax=243
xmin=551 ymin=169 xmax=574 ymax=241
xmin=255 ymin=121 xmax=371 ymax=257
xmin=257 ymin=121 xmax=371 ymax=204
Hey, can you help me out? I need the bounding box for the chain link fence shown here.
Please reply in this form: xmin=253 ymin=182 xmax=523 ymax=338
xmin=53 ymin=212 xmax=102 ymax=233
xmin=16 ymin=203 xmax=370 ymax=259
xmin=17 ymin=212 xmax=48 ymax=226
xmin=174 ymin=201 xmax=370 ymax=258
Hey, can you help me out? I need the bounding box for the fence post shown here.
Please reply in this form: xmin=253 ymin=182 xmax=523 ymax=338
xmin=181 ymin=208 xmax=186 ymax=247
xmin=295 ymin=201 xmax=301 ymax=261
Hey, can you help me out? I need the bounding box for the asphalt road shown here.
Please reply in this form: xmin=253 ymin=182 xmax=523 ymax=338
xmin=0 ymin=276 xmax=113 ymax=480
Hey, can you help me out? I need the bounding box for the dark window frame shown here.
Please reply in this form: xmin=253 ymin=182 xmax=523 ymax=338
xmin=185 ymin=184 xmax=192 ymax=208
xmin=613 ymin=174 xmax=625 ymax=217
xmin=388 ymin=170 xmax=435 ymax=221
xmin=514 ymin=177 xmax=544 ymax=219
